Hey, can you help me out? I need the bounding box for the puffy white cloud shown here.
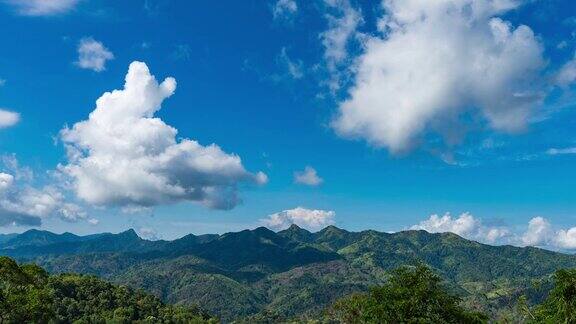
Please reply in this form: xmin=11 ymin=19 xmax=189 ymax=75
xmin=60 ymin=61 xmax=267 ymax=210
xmin=556 ymin=53 xmax=576 ymax=87
xmin=555 ymin=228 xmax=576 ymax=250
xmin=262 ymin=207 xmax=335 ymax=231
xmin=412 ymin=213 xmax=576 ymax=251
xmin=294 ymin=166 xmax=323 ymax=186
xmin=0 ymin=156 xmax=90 ymax=227
xmin=411 ymin=212 xmax=510 ymax=244
xmin=59 ymin=202 xmax=87 ymax=222
xmin=87 ymin=218 xmax=99 ymax=225
xmin=331 ymin=0 xmax=545 ymax=153
xmin=272 ymin=0 xmax=297 ymax=21
xmin=521 ymin=216 xmax=553 ymax=246
xmin=4 ymin=0 xmax=79 ymax=16
xmin=0 ymin=174 xmax=78 ymax=226
xmin=519 ymin=217 xmax=576 ymax=250
xmin=75 ymin=38 xmax=114 ymax=72
xmin=0 ymin=109 xmax=20 ymax=128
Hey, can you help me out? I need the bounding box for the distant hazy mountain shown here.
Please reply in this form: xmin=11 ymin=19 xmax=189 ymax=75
xmin=2 ymin=225 xmax=575 ymax=321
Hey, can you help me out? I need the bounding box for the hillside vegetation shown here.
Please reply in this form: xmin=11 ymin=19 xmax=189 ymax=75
xmin=2 ymin=225 xmax=576 ymax=321
xmin=0 ymin=256 xmax=215 ymax=323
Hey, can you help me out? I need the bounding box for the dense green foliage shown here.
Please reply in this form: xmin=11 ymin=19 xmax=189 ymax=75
xmin=530 ymin=268 xmax=576 ymax=323
xmin=3 ymin=225 xmax=576 ymax=321
xmin=326 ymin=265 xmax=488 ymax=323
xmin=0 ymin=256 xmax=215 ymax=323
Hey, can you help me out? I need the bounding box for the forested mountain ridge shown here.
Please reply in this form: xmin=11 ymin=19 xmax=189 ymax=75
xmin=2 ymin=225 xmax=576 ymax=321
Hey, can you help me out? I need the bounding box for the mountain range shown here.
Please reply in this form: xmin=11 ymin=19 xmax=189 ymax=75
xmin=2 ymin=225 xmax=575 ymax=321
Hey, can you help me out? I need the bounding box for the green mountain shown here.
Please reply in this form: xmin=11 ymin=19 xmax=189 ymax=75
xmin=2 ymin=225 xmax=576 ymax=321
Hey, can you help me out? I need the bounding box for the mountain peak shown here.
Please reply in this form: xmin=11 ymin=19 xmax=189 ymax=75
xmin=319 ymin=225 xmax=347 ymax=234
xmin=278 ymin=224 xmax=314 ymax=242
xmin=119 ymin=229 xmax=140 ymax=239
xmin=288 ymin=224 xmax=302 ymax=231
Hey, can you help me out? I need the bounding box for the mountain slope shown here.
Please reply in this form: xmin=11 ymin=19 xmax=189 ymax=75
xmin=2 ymin=225 xmax=576 ymax=321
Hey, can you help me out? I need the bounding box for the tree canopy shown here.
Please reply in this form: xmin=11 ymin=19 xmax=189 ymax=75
xmin=530 ymin=268 xmax=576 ymax=323
xmin=0 ymin=256 xmax=216 ymax=324
xmin=326 ymin=265 xmax=488 ymax=324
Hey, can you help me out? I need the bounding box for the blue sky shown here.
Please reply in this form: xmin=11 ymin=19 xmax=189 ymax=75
xmin=0 ymin=0 xmax=576 ymax=249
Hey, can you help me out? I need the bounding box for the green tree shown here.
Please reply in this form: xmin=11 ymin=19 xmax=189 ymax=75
xmin=0 ymin=256 xmax=216 ymax=324
xmin=326 ymin=265 xmax=487 ymax=323
xmin=531 ymin=268 xmax=576 ymax=323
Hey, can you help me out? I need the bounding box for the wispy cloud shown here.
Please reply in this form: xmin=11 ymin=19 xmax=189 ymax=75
xmin=4 ymin=0 xmax=80 ymax=16
xmin=272 ymin=0 xmax=297 ymax=22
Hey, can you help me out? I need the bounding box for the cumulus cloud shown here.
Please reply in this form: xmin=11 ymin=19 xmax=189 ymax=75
xmin=4 ymin=0 xmax=79 ymax=16
xmin=0 ymin=167 xmax=85 ymax=227
xmin=272 ymin=0 xmax=297 ymax=21
xmin=411 ymin=212 xmax=510 ymax=244
xmin=555 ymin=227 xmax=576 ymax=250
xmin=0 ymin=109 xmax=20 ymax=128
xmin=412 ymin=213 xmax=576 ymax=251
xmin=294 ymin=166 xmax=323 ymax=186
xmin=520 ymin=216 xmax=553 ymax=246
xmin=60 ymin=61 xmax=267 ymax=210
xmin=75 ymin=38 xmax=114 ymax=72
xmin=331 ymin=0 xmax=545 ymax=153
xmin=262 ymin=207 xmax=335 ymax=231
xmin=518 ymin=217 xmax=576 ymax=250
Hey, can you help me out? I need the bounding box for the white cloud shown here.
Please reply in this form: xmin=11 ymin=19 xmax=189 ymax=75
xmin=519 ymin=217 xmax=576 ymax=251
xmin=59 ymin=202 xmax=87 ymax=222
xmin=555 ymin=228 xmax=576 ymax=250
xmin=556 ymin=53 xmax=576 ymax=87
xmin=278 ymin=47 xmax=304 ymax=79
xmin=521 ymin=216 xmax=553 ymax=246
xmin=331 ymin=0 xmax=545 ymax=153
xmin=0 ymin=109 xmax=20 ymax=128
xmin=320 ymin=0 xmax=362 ymax=91
xmin=411 ymin=212 xmax=510 ymax=244
xmin=0 ymin=173 xmax=14 ymax=192
xmin=261 ymin=207 xmax=335 ymax=231
xmin=547 ymin=147 xmax=576 ymax=155
xmin=272 ymin=0 xmax=297 ymax=21
xmin=60 ymin=61 xmax=267 ymax=210
xmin=294 ymin=166 xmax=323 ymax=186
xmin=138 ymin=227 xmax=159 ymax=240
xmin=412 ymin=213 xmax=576 ymax=251
xmin=0 ymin=174 xmax=75 ymax=227
xmin=87 ymin=218 xmax=99 ymax=225
xmin=4 ymin=0 xmax=79 ymax=16
xmin=0 ymin=156 xmax=89 ymax=227
xmin=75 ymin=38 xmax=114 ymax=72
